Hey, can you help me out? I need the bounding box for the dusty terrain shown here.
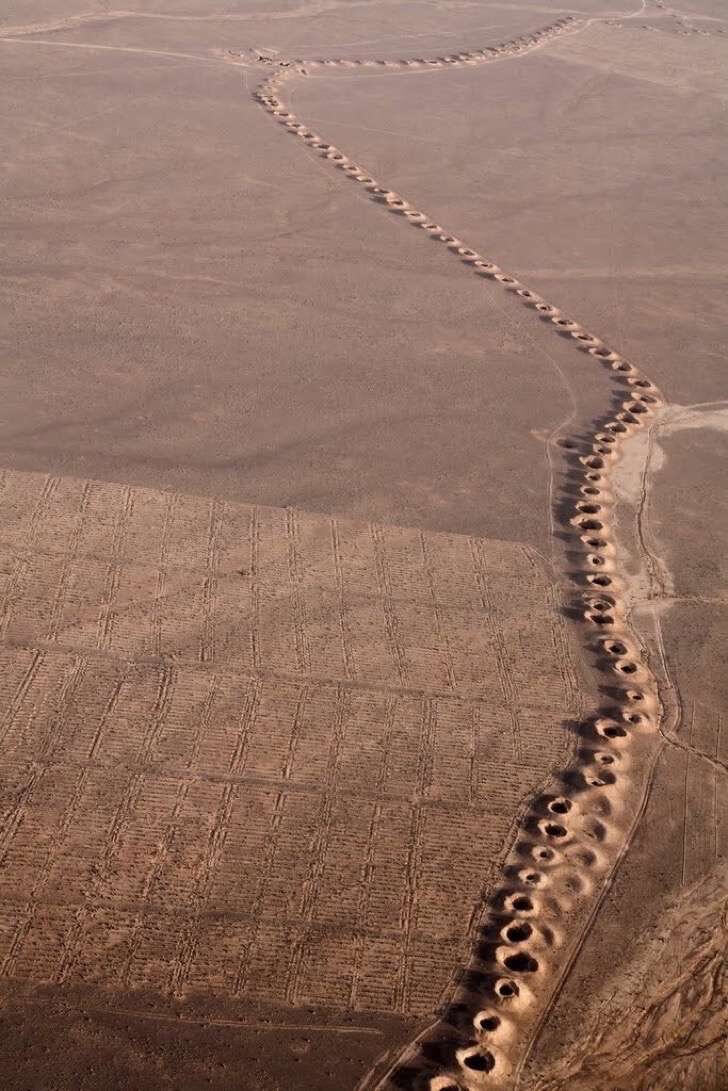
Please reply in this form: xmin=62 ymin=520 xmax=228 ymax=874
xmin=1 ymin=1 xmax=727 ymax=1089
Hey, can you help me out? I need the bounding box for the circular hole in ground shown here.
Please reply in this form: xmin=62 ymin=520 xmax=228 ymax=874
xmin=618 ymin=661 xmax=639 ymax=674
xmin=533 ymin=846 xmax=555 ymax=862
xmin=463 ymin=1051 xmax=496 ymax=1073
xmin=511 ymin=895 xmax=533 ymax=911
xmin=589 ymin=574 xmax=612 ymax=587
xmin=523 ymin=872 xmax=542 ymax=886
xmin=604 ymin=724 xmax=627 ymax=739
xmin=588 ymin=770 xmax=616 ymax=786
xmin=506 ymin=923 xmax=533 ymax=943
xmin=478 ymin=1015 xmax=500 ymax=1032
xmin=548 ymin=799 xmax=572 ymax=814
xmin=504 ymin=952 xmax=539 ymax=973
xmin=544 ymin=822 xmax=568 ymax=838
xmin=578 ymin=518 xmax=604 ymax=531
xmin=606 ymin=641 xmax=628 ymax=655
xmin=496 ymin=979 xmax=519 ymax=998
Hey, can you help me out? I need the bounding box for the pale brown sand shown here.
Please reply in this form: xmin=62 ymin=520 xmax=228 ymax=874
xmin=1 ymin=1 xmax=727 ymax=1088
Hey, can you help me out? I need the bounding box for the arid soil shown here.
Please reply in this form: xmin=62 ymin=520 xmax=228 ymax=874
xmin=1 ymin=1 xmax=727 ymax=1089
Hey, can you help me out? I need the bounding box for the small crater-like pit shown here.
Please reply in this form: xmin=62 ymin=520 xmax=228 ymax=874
xmin=511 ymin=895 xmax=533 ymax=911
xmin=596 ymin=752 xmax=616 ymax=765
xmin=463 ymin=1051 xmax=496 ymax=1073
xmin=504 ymin=952 xmax=539 ymax=974
xmin=603 ymin=724 xmax=627 ymax=739
xmin=506 ymin=923 xmax=533 ymax=943
xmin=544 ymin=822 xmax=568 ymax=838
xmin=496 ymin=979 xmax=519 ymax=999
xmin=477 ymin=1015 xmax=501 ymax=1033
xmin=548 ymin=798 xmax=572 ymax=815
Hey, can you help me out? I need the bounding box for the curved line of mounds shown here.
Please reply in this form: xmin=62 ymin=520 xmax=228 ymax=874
xmin=252 ymin=23 xmax=663 ymax=1089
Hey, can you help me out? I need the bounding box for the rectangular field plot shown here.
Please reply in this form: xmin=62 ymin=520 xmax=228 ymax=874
xmin=0 ymin=469 xmax=580 ymax=1015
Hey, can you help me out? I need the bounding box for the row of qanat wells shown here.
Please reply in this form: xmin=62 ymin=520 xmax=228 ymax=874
xmin=252 ymin=40 xmax=665 ymax=1091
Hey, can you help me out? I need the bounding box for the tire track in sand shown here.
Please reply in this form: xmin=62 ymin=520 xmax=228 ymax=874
xmin=251 ymin=17 xmax=669 ymax=1091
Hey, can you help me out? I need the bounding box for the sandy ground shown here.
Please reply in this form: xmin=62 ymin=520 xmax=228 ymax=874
xmin=1 ymin=1 xmax=728 ymax=1089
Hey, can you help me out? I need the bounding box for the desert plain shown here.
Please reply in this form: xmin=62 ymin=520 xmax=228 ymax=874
xmin=1 ymin=0 xmax=728 ymax=1088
